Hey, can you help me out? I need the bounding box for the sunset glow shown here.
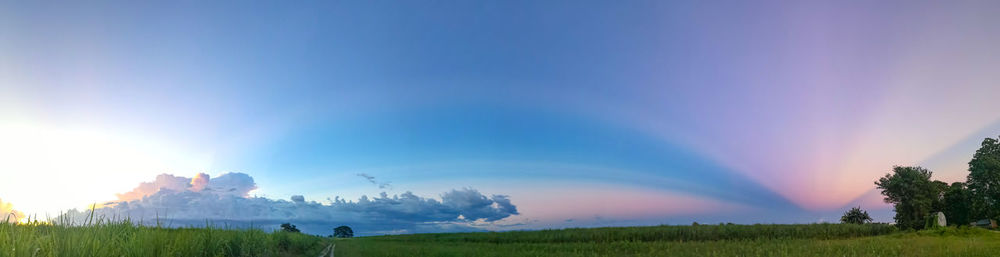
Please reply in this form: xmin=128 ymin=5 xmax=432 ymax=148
xmin=0 ymin=121 xmax=211 ymax=216
xmin=3 ymin=0 xmax=1000 ymax=232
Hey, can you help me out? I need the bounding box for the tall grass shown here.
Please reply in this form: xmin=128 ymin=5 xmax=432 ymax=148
xmin=0 ymin=217 xmax=327 ymax=257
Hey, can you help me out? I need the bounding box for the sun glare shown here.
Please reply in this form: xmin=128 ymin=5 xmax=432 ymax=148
xmin=0 ymin=121 xmax=211 ymax=218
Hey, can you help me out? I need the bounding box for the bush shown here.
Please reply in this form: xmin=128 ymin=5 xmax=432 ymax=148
xmin=840 ymin=207 xmax=874 ymax=224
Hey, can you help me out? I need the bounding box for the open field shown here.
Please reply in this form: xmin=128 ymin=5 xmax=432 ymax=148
xmin=5 ymin=221 xmax=999 ymax=257
xmin=333 ymin=224 xmax=1000 ymax=257
xmin=0 ymin=220 xmax=328 ymax=257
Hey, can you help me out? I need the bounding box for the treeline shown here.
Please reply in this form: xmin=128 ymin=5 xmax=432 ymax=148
xmin=875 ymin=135 xmax=1000 ymax=230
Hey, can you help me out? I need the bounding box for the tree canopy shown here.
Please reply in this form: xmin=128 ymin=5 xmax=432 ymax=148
xmin=334 ymin=226 xmax=354 ymax=238
xmin=942 ymin=182 xmax=972 ymax=226
xmin=875 ymin=166 xmax=941 ymax=230
xmin=967 ymin=136 xmax=1000 ymax=221
xmin=840 ymin=206 xmax=873 ymax=224
xmin=279 ymin=223 xmax=300 ymax=233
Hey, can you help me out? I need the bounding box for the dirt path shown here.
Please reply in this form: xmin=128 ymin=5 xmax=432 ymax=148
xmin=318 ymin=243 xmax=336 ymax=257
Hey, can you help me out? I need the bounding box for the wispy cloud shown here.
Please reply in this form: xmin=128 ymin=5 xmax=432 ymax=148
xmin=357 ymin=173 xmax=392 ymax=189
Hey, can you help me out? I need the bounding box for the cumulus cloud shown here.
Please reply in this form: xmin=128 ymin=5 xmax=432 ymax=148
xmin=357 ymin=173 xmax=391 ymax=189
xmin=1 ymin=197 xmax=24 ymax=223
xmin=190 ymin=173 xmax=210 ymax=192
xmin=61 ymin=173 xmax=518 ymax=236
xmin=115 ymin=174 xmax=192 ymax=201
xmin=441 ymin=189 xmax=518 ymax=221
xmin=114 ymin=173 xmax=258 ymax=201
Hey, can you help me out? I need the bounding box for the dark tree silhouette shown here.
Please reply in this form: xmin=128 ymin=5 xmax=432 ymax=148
xmin=280 ymin=223 xmax=300 ymax=233
xmin=334 ymin=226 xmax=354 ymax=238
xmin=875 ymin=166 xmax=940 ymax=230
xmin=943 ymin=182 xmax=972 ymax=226
xmin=967 ymin=136 xmax=1000 ymax=221
xmin=840 ymin=206 xmax=873 ymax=224
xmin=930 ymin=180 xmax=949 ymax=212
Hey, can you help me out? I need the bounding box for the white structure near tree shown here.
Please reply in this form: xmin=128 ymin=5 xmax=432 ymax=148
xmin=935 ymin=212 xmax=946 ymax=227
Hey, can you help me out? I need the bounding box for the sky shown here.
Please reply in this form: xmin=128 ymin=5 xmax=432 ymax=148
xmin=3 ymin=0 xmax=1000 ymax=234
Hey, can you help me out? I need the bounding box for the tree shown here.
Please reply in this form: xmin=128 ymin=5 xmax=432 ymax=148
xmin=875 ymin=166 xmax=940 ymax=230
xmin=942 ymin=182 xmax=972 ymax=226
xmin=280 ymin=223 xmax=300 ymax=233
xmin=967 ymin=136 xmax=1000 ymax=221
xmin=840 ymin=206 xmax=873 ymax=224
xmin=334 ymin=226 xmax=354 ymax=238
xmin=930 ymin=180 xmax=949 ymax=212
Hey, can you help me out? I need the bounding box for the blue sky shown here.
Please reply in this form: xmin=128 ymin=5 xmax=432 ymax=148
xmin=3 ymin=0 xmax=1000 ymax=232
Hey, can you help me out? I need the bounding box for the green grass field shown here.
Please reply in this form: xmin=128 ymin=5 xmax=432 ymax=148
xmin=0 ymin=220 xmax=328 ymax=257
xmin=5 ymin=221 xmax=999 ymax=257
xmin=332 ymin=224 xmax=1000 ymax=257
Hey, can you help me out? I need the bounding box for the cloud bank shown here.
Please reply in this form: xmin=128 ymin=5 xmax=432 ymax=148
xmin=62 ymin=173 xmax=518 ymax=236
